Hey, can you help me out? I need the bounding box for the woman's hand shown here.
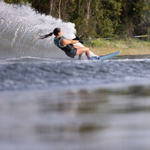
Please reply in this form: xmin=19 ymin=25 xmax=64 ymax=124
xmin=73 ymin=37 xmax=84 ymax=44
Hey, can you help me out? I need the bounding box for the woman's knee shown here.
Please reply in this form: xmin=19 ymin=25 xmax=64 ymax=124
xmin=85 ymin=47 xmax=90 ymax=52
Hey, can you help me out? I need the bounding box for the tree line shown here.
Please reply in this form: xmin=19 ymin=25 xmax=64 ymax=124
xmin=4 ymin=0 xmax=150 ymax=38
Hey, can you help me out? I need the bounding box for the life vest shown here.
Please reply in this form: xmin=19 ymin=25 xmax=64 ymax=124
xmin=54 ymin=36 xmax=75 ymax=53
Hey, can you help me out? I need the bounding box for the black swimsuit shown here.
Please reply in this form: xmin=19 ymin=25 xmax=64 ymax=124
xmin=54 ymin=36 xmax=77 ymax=58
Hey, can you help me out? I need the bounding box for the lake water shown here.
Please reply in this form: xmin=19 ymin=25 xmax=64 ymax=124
xmin=0 ymin=56 xmax=150 ymax=150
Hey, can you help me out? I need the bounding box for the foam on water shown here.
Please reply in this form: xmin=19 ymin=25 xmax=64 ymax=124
xmin=0 ymin=58 xmax=150 ymax=91
xmin=0 ymin=1 xmax=95 ymax=60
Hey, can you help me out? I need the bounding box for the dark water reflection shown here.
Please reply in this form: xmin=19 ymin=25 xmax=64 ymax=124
xmin=0 ymin=85 xmax=150 ymax=150
xmin=117 ymin=54 xmax=150 ymax=60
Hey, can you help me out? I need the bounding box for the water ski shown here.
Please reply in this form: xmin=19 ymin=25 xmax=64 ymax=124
xmin=90 ymin=50 xmax=120 ymax=60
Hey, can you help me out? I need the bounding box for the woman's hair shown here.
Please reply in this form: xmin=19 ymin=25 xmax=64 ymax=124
xmin=39 ymin=28 xmax=61 ymax=39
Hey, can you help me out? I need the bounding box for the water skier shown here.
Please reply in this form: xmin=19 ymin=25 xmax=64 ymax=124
xmin=39 ymin=28 xmax=94 ymax=60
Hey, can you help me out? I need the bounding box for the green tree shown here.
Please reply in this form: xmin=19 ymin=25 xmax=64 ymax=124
xmin=3 ymin=0 xmax=148 ymax=38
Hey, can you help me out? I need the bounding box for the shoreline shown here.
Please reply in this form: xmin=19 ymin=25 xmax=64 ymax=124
xmin=84 ymin=38 xmax=150 ymax=56
xmin=91 ymin=47 xmax=150 ymax=56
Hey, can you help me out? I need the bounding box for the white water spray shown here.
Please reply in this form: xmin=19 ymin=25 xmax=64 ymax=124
xmin=0 ymin=1 xmax=96 ymax=60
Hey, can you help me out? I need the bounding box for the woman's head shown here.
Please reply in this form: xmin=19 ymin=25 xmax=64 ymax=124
xmin=39 ymin=27 xmax=62 ymax=39
xmin=53 ymin=28 xmax=61 ymax=36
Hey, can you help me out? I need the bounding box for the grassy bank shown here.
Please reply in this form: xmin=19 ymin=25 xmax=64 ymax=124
xmin=84 ymin=38 xmax=150 ymax=56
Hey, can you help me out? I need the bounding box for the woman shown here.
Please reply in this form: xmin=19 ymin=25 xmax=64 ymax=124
xmin=39 ymin=28 xmax=93 ymax=60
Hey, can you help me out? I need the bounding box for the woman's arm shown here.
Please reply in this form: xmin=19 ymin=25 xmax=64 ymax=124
xmin=60 ymin=39 xmax=79 ymax=46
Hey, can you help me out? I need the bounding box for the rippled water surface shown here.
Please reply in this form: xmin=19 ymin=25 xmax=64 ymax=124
xmin=1 ymin=55 xmax=150 ymax=91
xmin=0 ymin=56 xmax=150 ymax=150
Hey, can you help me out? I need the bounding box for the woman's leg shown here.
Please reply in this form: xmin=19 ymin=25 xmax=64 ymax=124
xmin=74 ymin=45 xmax=91 ymax=59
xmin=78 ymin=54 xmax=83 ymax=60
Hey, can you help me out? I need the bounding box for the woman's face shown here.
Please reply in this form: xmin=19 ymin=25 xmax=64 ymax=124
xmin=58 ymin=29 xmax=63 ymax=37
